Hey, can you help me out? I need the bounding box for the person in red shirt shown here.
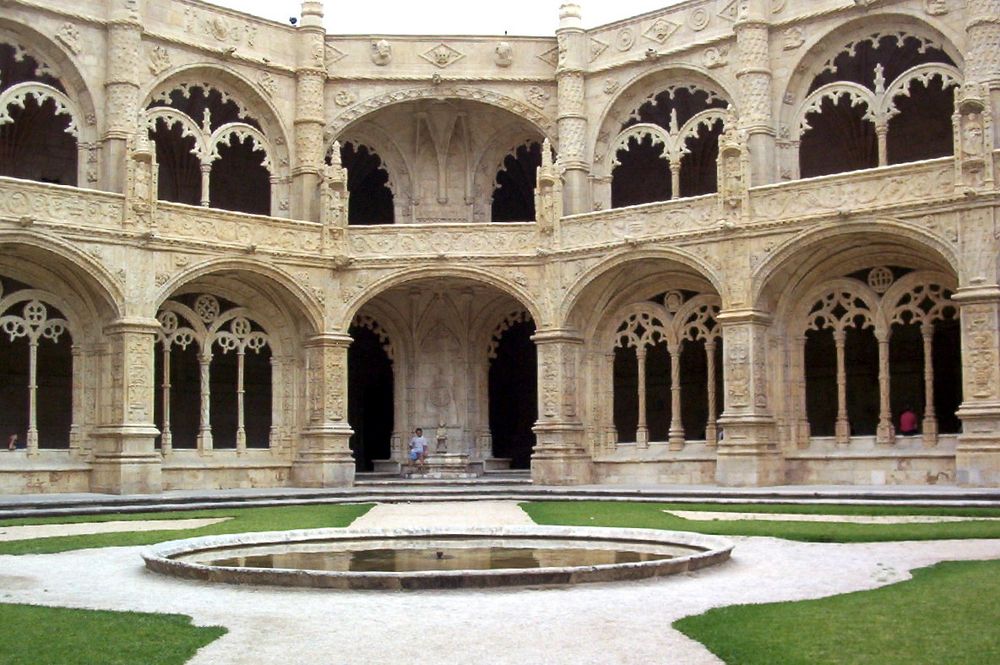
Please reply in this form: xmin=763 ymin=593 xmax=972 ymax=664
xmin=899 ymin=407 xmax=918 ymax=436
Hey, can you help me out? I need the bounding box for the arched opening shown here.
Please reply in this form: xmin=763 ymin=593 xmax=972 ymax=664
xmin=348 ymin=322 xmax=394 ymax=471
xmin=487 ymin=316 xmax=536 ymax=469
xmin=610 ymin=85 xmax=728 ymax=208
xmin=154 ymin=293 xmax=274 ymax=453
xmin=0 ymin=42 xmax=77 ymax=185
xmin=797 ymin=32 xmax=958 ymax=178
xmin=491 ymin=141 xmax=541 ymax=223
xmin=0 ymin=275 xmax=73 ymax=450
xmin=146 ymin=84 xmax=271 ymax=215
xmin=337 ymin=141 xmax=394 ymax=225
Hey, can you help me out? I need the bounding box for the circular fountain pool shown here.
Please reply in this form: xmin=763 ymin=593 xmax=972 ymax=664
xmin=142 ymin=526 xmax=733 ymax=590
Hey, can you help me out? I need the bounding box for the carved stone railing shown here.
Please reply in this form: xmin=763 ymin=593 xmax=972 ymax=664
xmin=560 ymin=194 xmax=718 ymax=250
xmin=348 ymin=222 xmax=538 ymax=259
xmin=0 ymin=177 xmax=124 ymax=230
xmin=748 ymin=157 xmax=956 ymax=223
xmin=156 ymin=201 xmax=325 ymax=256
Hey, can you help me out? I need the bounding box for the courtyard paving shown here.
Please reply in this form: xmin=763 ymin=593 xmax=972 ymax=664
xmin=2 ymin=500 xmax=1000 ymax=664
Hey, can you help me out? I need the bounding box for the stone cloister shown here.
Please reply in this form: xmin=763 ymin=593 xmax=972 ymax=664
xmin=0 ymin=0 xmax=998 ymax=494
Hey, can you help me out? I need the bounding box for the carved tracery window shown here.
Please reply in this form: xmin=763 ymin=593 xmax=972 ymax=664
xmin=155 ymin=294 xmax=272 ymax=452
xmin=0 ymin=40 xmax=80 ymax=186
xmin=609 ymin=293 xmax=722 ymax=447
xmin=492 ymin=141 xmax=541 ymax=223
xmin=611 ymin=86 xmax=729 ymax=207
xmin=144 ymin=83 xmax=274 ymax=215
xmin=331 ymin=141 xmax=394 ymax=225
xmin=0 ymin=277 xmax=74 ymax=453
xmin=798 ymin=269 xmax=959 ymax=445
xmin=796 ymin=32 xmax=960 ymax=178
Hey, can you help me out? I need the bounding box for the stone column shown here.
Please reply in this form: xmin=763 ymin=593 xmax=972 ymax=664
xmin=833 ymin=328 xmax=850 ymax=445
xmin=705 ymin=339 xmax=718 ymax=447
xmin=531 ymin=329 xmax=592 ymax=484
xmin=292 ymin=1 xmax=328 ymax=222
xmin=91 ymin=318 xmax=162 ymax=494
xmin=668 ymin=344 xmax=684 ymax=450
xmin=293 ymin=333 xmax=355 ymax=486
xmin=920 ymin=322 xmax=938 ymax=447
xmin=555 ymin=4 xmax=590 ymax=215
xmin=966 ymin=0 xmax=1000 ymax=87
xmin=102 ymin=0 xmax=143 ymax=193
xmin=876 ymin=334 xmax=893 ymax=445
xmin=635 ymin=346 xmax=648 ymax=447
xmin=954 ymin=286 xmax=1000 ymax=485
xmin=733 ymin=0 xmax=776 ymax=185
xmin=715 ymin=310 xmax=783 ymax=486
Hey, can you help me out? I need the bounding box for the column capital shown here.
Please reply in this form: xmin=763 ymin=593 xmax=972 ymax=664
xmin=104 ymin=317 xmax=161 ymax=336
xmin=716 ymin=308 xmax=773 ymax=326
xmin=952 ymin=284 xmax=1000 ymax=304
xmin=305 ymin=332 xmax=354 ymax=348
xmin=532 ymin=328 xmax=584 ymax=345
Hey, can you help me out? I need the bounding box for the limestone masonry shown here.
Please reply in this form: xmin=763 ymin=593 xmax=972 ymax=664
xmin=0 ymin=0 xmax=998 ymax=493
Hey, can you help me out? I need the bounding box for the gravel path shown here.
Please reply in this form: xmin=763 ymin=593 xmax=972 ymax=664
xmin=2 ymin=501 xmax=999 ymax=664
xmin=0 ymin=518 xmax=231 ymax=542
xmin=664 ymin=510 xmax=1000 ymax=524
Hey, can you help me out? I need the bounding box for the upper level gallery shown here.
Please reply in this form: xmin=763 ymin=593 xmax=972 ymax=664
xmin=0 ymin=0 xmax=997 ymax=239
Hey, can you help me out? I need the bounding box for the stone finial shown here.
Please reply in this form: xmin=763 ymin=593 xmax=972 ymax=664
xmin=541 ymin=138 xmax=553 ymax=169
xmin=558 ymin=3 xmax=582 ymax=30
xmin=330 ymin=140 xmax=342 ymax=168
xmin=300 ymin=1 xmax=323 ymax=27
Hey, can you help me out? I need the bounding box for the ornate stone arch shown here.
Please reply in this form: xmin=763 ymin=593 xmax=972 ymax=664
xmin=0 ymin=22 xmax=98 ymax=139
xmin=563 ymin=247 xmax=727 ymax=331
xmin=154 ymin=257 xmax=324 ymax=338
xmin=753 ymin=220 xmax=962 ymax=314
xmin=328 ymin=123 xmax=412 ymax=200
xmin=0 ymin=230 xmax=124 ymax=326
xmin=591 ymin=66 xmax=737 ymax=178
xmin=327 ymin=85 xmax=556 ymax=141
xmin=777 ymin=14 xmax=964 ymax=179
xmin=472 ymin=123 xmax=545 ymax=223
xmin=340 ymin=265 xmax=543 ymax=333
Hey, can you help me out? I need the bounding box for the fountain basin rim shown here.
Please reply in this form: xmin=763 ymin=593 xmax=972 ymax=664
xmin=142 ymin=526 xmax=733 ymax=590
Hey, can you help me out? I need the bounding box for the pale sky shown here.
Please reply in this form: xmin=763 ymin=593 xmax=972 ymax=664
xmin=202 ymin=0 xmax=683 ymax=36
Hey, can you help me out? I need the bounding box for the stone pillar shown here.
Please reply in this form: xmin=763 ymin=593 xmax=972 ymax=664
xmin=954 ymin=286 xmax=1000 ymax=485
xmin=715 ymin=310 xmax=783 ymax=486
xmin=635 ymin=346 xmax=648 ymax=447
xmin=876 ymin=335 xmax=893 ymax=445
xmin=291 ymin=1 xmax=328 ymax=222
xmin=293 ymin=333 xmax=355 ymax=486
xmin=733 ymin=0 xmax=776 ymax=186
xmin=102 ymin=0 xmax=143 ymax=193
xmin=555 ymin=4 xmax=590 ymax=215
xmin=91 ymin=318 xmax=162 ymax=494
xmin=667 ymin=344 xmax=684 ymax=450
xmin=531 ymin=329 xmax=593 ymax=485
xmin=920 ymin=323 xmax=939 ymax=447
xmin=966 ymin=0 xmax=1000 ymax=88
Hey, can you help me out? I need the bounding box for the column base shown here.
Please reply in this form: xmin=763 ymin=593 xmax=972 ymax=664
xmin=956 ymin=404 xmax=1000 ymax=486
xmin=90 ymin=425 xmax=162 ymax=494
xmin=531 ymin=423 xmax=593 ymax=485
xmin=715 ymin=415 xmax=784 ymax=486
xmin=291 ymin=426 xmax=355 ymax=487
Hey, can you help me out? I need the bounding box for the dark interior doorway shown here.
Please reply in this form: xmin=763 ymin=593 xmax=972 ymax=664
xmin=488 ymin=319 xmax=537 ymax=469
xmin=348 ymin=325 xmax=394 ymax=471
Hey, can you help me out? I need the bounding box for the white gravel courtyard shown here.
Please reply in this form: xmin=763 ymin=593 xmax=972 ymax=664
xmin=2 ymin=501 xmax=999 ymax=664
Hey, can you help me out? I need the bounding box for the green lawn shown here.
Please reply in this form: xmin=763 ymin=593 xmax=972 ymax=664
xmin=0 ymin=603 xmax=226 ymax=665
xmin=674 ymin=558 xmax=1000 ymax=665
xmin=0 ymin=503 xmax=372 ymax=554
xmin=520 ymin=500 xmax=1000 ymax=542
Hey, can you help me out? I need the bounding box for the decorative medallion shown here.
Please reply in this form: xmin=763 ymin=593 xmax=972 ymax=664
xmin=525 ymin=86 xmax=551 ymax=108
xmin=325 ymin=45 xmax=347 ymax=69
xmin=782 ymin=27 xmax=805 ymax=50
xmin=333 ymin=90 xmax=355 ymax=107
xmin=421 ymin=42 xmax=465 ymax=69
xmin=703 ymin=46 xmax=728 ymax=68
xmin=56 ymin=23 xmax=82 ymax=55
xmin=925 ymin=0 xmax=947 ymax=15
xmin=495 ymin=41 xmax=513 ymax=67
xmin=148 ymin=45 xmax=171 ymax=75
xmin=603 ymin=79 xmax=620 ymax=95
xmin=664 ymin=291 xmax=684 ymax=313
xmin=257 ymin=72 xmax=277 ymax=98
xmin=867 ymin=267 xmax=894 ymax=294
xmin=616 ymin=28 xmax=635 ymax=51
xmin=688 ymin=7 xmax=710 ymax=31
xmin=643 ymin=18 xmax=680 ymax=45
xmin=370 ymin=39 xmax=392 ymax=66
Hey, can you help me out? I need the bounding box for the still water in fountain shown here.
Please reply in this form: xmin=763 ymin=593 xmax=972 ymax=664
xmin=194 ymin=538 xmax=699 ymax=573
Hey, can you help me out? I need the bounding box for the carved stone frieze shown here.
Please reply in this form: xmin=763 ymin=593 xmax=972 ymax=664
xmin=421 ymin=43 xmax=464 ymax=69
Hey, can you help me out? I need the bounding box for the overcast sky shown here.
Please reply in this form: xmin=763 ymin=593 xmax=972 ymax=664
xmin=202 ymin=0 xmax=682 ymax=36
